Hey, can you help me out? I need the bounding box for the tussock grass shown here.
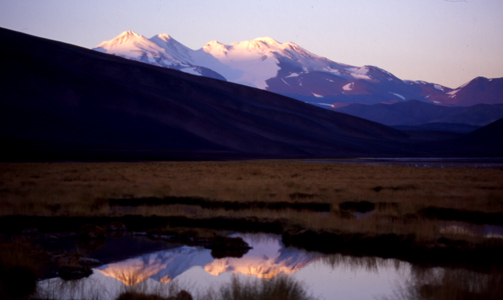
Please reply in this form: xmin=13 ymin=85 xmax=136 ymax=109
xmin=2 ymin=161 xmax=502 ymax=214
xmin=1 ymin=161 xmax=502 ymax=245
xmin=201 ymin=275 xmax=314 ymax=300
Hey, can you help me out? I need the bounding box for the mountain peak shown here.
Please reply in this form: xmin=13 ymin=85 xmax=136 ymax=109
xmin=206 ymin=40 xmax=224 ymax=46
xmin=202 ymin=40 xmax=229 ymax=52
xmin=119 ymin=30 xmax=140 ymax=37
xmin=155 ymin=33 xmax=173 ymax=41
xmin=92 ymin=30 xmax=503 ymax=108
xmin=149 ymin=33 xmax=194 ymax=62
xmin=95 ymin=30 xmax=147 ymax=49
xmin=252 ymin=37 xmax=280 ymax=45
xmin=115 ymin=30 xmax=143 ymax=42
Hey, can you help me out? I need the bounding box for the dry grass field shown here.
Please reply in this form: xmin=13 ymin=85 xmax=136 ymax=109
xmin=1 ymin=160 xmax=503 ymax=299
xmin=1 ymin=160 xmax=502 ymax=242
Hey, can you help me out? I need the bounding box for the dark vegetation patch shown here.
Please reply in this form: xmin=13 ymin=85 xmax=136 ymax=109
xmin=420 ymin=207 xmax=503 ymax=226
xmin=3 ymin=213 xmax=503 ymax=273
xmin=477 ymin=186 xmax=502 ymax=190
xmin=109 ymin=196 xmax=330 ymax=212
xmin=339 ymin=201 xmax=375 ymax=213
xmin=146 ymin=228 xmax=252 ymax=258
xmin=288 ymin=192 xmax=318 ymax=199
xmin=205 ymin=236 xmax=252 ymax=259
xmin=57 ymin=265 xmax=93 ymax=281
xmin=0 ymin=215 xmax=285 ymax=235
xmin=377 ymin=202 xmax=400 ymax=211
xmin=0 ymin=265 xmax=37 ymax=299
xmin=372 ymin=184 xmax=417 ymax=192
xmin=338 ymin=201 xmax=399 ymax=218
xmin=0 ymin=242 xmax=41 ymax=299
xmin=116 ymin=290 xmax=193 ymax=300
xmin=215 ymin=275 xmax=312 ymax=300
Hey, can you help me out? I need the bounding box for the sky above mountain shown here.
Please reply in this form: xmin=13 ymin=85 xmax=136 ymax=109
xmin=1 ymin=0 xmax=502 ymax=88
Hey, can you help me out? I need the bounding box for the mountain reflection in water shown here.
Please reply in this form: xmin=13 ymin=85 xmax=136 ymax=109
xmin=41 ymin=233 xmax=503 ymax=300
xmin=96 ymin=234 xmax=320 ymax=284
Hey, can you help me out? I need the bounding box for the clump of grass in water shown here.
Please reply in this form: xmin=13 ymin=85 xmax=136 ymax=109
xmin=205 ymin=275 xmax=315 ymax=300
xmin=116 ymin=290 xmax=192 ymax=300
xmin=114 ymin=274 xmax=314 ymax=300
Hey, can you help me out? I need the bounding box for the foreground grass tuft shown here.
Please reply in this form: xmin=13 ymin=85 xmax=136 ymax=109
xmin=207 ymin=275 xmax=314 ymax=300
xmin=116 ymin=290 xmax=193 ymax=300
xmin=113 ymin=275 xmax=313 ymax=300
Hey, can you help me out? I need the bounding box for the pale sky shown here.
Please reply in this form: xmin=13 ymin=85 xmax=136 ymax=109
xmin=1 ymin=0 xmax=502 ymax=88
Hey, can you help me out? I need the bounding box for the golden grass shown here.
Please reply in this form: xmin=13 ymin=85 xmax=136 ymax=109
xmin=1 ymin=160 xmax=502 ymax=243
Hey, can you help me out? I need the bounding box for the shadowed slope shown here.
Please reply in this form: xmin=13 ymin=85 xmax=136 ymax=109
xmin=452 ymin=118 xmax=503 ymax=156
xmin=418 ymin=118 xmax=503 ymax=157
xmin=334 ymin=100 xmax=503 ymax=127
xmin=0 ymin=28 xmax=414 ymax=161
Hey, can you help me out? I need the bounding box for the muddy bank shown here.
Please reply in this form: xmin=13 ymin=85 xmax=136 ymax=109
xmin=281 ymin=229 xmax=503 ymax=270
xmin=420 ymin=207 xmax=503 ymax=225
xmin=2 ymin=215 xmax=503 ymax=272
xmin=0 ymin=215 xmax=285 ymax=236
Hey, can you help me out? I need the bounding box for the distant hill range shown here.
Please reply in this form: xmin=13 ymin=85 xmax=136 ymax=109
xmin=94 ymin=31 xmax=503 ymax=108
xmin=1 ymin=27 xmax=501 ymax=160
xmin=334 ymin=100 xmax=503 ymax=133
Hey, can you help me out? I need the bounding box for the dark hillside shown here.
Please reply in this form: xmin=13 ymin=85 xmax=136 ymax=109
xmin=0 ymin=28 xmax=414 ymax=161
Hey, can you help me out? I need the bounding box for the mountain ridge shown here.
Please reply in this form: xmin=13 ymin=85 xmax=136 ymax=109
xmin=2 ymin=27 xmax=427 ymax=161
xmin=93 ymin=31 xmax=503 ymax=108
xmin=334 ymin=100 xmax=503 ymax=127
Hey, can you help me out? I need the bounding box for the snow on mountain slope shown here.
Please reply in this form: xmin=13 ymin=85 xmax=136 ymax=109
xmin=94 ymin=31 xmax=226 ymax=80
xmin=195 ymin=38 xmax=281 ymax=88
xmin=191 ymin=37 xmax=357 ymax=89
xmin=94 ymin=31 xmax=182 ymax=67
xmin=93 ymin=32 xmax=503 ymax=108
xmin=442 ymin=77 xmax=503 ymax=106
xmin=149 ymin=33 xmax=193 ymax=63
xmin=93 ymin=31 xmax=395 ymax=89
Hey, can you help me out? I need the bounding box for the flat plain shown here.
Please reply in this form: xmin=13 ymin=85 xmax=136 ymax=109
xmin=2 ymin=160 xmax=503 ymax=299
xmin=2 ymin=160 xmax=502 ymax=240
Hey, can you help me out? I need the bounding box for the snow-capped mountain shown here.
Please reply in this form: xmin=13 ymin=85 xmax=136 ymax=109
xmin=94 ymin=31 xmax=226 ymax=80
xmin=94 ymin=31 xmax=503 ymax=108
xmin=441 ymin=77 xmax=503 ymax=106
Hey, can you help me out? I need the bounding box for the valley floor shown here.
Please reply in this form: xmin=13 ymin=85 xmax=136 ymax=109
xmin=1 ymin=160 xmax=503 ymax=299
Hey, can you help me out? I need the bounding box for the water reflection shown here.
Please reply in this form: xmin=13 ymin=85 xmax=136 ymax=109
xmin=381 ymin=266 xmax=503 ymax=300
xmin=96 ymin=246 xmax=213 ymax=285
xmin=439 ymin=221 xmax=503 ymax=239
xmin=96 ymin=234 xmax=320 ymax=283
xmin=37 ymin=233 xmax=503 ymax=300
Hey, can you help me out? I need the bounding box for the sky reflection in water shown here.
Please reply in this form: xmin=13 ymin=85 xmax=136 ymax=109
xmin=39 ymin=233 xmax=411 ymax=300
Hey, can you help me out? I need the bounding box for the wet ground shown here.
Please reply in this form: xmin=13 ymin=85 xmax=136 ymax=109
xmin=307 ymin=157 xmax=503 ymax=169
xmin=35 ymin=233 xmax=503 ymax=300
